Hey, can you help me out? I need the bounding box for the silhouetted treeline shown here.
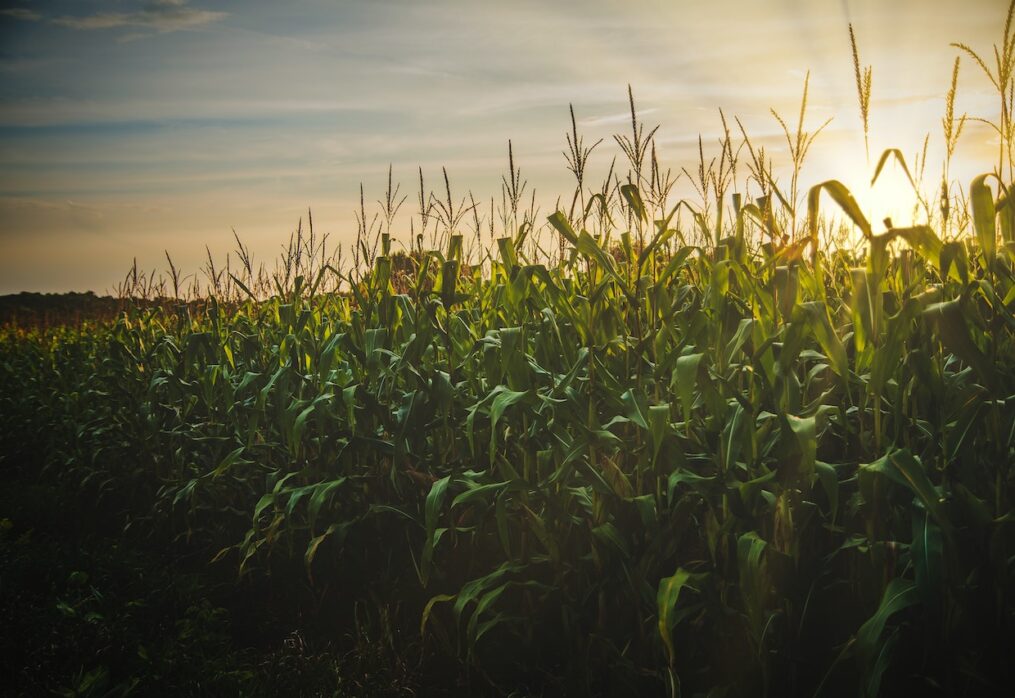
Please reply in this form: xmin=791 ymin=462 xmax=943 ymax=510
xmin=0 ymin=292 xmax=124 ymax=329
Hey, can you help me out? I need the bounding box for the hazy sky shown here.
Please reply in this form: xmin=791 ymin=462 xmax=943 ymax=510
xmin=0 ymin=0 xmax=1005 ymax=293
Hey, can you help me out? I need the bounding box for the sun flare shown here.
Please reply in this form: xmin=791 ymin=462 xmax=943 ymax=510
xmin=857 ymin=166 xmax=923 ymax=231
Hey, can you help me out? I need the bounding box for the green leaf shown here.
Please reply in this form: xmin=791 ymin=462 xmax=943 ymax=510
xmin=421 ymin=476 xmax=451 ymax=586
xmin=870 ymin=148 xmax=918 ymax=191
xmin=495 ymin=488 xmax=512 ymax=557
xmin=373 ymin=255 xmax=392 ymax=294
xmin=522 ymin=504 xmax=560 ymax=562
xmin=939 ymin=241 xmax=969 ymax=284
xmin=452 ymin=481 xmax=508 ymax=509
xmin=861 ymin=449 xmax=950 ymax=535
xmin=736 ymin=469 xmax=778 ymax=512
xmin=889 ymin=225 xmax=943 ymax=265
xmin=864 ymin=630 xmax=901 ymax=698
xmin=420 ymin=594 xmax=456 ymax=636
xmin=850 ymin=268 xmax=875 ymax=357
xmin=672 ymin=353 xmax=704 ymax=423
xmin=815 ymin=461 xmax=839 ymax=522
xmin=439 ymin=260 xmax=460 ymax=307
xmin=725 ymin=318 xmax=755 ymax=366
xmin=305 ymin=523 xmax=339 ymax=582
xmin=307 ymin=478 xmax=346 ymax=533
xmin=922 ymin=298 xmax=992 ymax=382
xmin=211 ymin=446 xmax=246 ymax=478
xmin=774 ymin=265 xmax=798 ymax=321
xmin=633 ymin=494 xmax=658 ymax=528
xmin=657 ymin=568 xmax=692 ymax=667
xmin=487 ymin=386 xmax=530 ymax=461
xmin=856 ymin=577 xmax=919 ymax=676
xmin=648 ymin=403 xmax=671 ymax=463
xmin=253 ymin=493 xmax=275 ymax=523
xmin=490 ymin=387 xmax=529 ymax=431
xmin=657 ymin=245 xmax=696 ymax=286
xmin=786 ymin=413 xmax=816 ymax=480
xmin=807 ymin=180 xmax=872 ymax=246
xmin=737 ymin=532 xmax=769 ymax=640
xmin=793 ymin=302 xmax=848 ymax=379
xmin=291 ymin=401 xmax=318 ymax=449
xmin=911 ymin=506 xmax=944 ymax=610
xmin=341 ymin=384 xmax=358 ymax=432
xmin=452 ymin=562 xmax=519 ymax=620
xmin=970 ymin=174 xmax=996 ymax=264
xmin=547 ymin=211 xmax=578 ymax=245
xmin=621 ymin=183 xmax=648 ymax=223
xmin=621 ymin=388 xmax=649 ymax=429
xmin=497 ymin=236 xmax=518 ymax=270
xmin=722 ymin=401 xmax=746 ymax=472
xmin=593 ymin=452 xmax=634 ymax=498
xmin=466 ymin=582 xmax=511 ymax=648
xmin=229 ymin=273 xmax=257 ymax=301
xmin=592 ymin=522 xmax=631 ymax=558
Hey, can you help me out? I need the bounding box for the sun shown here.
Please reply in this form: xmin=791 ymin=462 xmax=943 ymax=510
xmin=856 ymin=168 xmax=924 ymax=232
xmin=811 ymin=141 xmax=929 ymax=250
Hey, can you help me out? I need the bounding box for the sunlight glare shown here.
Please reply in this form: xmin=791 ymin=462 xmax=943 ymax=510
xmin=857 ymin=166 xmax=922 ymax=231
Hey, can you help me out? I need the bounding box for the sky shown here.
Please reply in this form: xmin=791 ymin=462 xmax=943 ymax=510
xmin=0 ymin=0 xmax=1005 ymax=294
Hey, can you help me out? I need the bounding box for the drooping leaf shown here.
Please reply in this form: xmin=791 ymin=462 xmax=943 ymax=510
xmin=856 ymin=577 xmax=920 ymax=693
xmin=922 ymin=298 xmax=992 ymax=382
xmin=547 ymin=210 xmax=579 ymax=245
xmin=807 ymin=180 xmax=873 ymax=246
xmin=911 ymin=505 xmax=944 ymax=610
xmin=672 ymin=353 xmax=704 ymax=424
xmin=621 ymin=183 xmax=648 ymax=224
xmin=421 ymin=476 xmax=452 ymax=586
xmin=970 ymin=174 xmax=997 ymax=264
xmin=657 ymin=568 xmax=692 ymax=667
xmin=861 ymin=449 xmax=950 ymax=536
xmin=793 ymin=302 xmax=849 ymax=379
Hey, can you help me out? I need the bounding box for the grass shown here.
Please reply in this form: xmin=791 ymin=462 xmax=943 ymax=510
xmin=2 ymin=6 xmax=1015 ymax=696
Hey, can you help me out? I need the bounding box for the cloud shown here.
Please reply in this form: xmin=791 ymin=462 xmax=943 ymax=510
xmin=0 ymin=8 xmax=43 ymax=21
xmin=52 ymin=14 xmax=132 ymax=30
xmin=0 ymin=96 xmax=382 ymax=128
xmin=52 ymin=1 xmax=226 ymax=33
xmin=579 ymin=108 xmax=658 ymax=128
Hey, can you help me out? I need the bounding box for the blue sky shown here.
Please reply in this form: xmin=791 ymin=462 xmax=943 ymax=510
xmin=0 ymin=0 xmax=1004 ymax=293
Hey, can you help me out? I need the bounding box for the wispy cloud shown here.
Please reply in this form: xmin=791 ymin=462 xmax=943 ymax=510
xmin=0 ymin=8 xmax=43 ymax=21
xmin=0 ymin=97 xmax=381 ymax=128
xmin=54 ymin=0 xmax=226 ymax=32
xmin=11 ymin=1 xmax=228 ymax=34
xmin=579 ymin=108 xmax=658 ymax=128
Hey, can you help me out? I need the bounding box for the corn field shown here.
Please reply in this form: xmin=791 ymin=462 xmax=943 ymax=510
xmin=2 ymin=9 xmax=1015 ymax=697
